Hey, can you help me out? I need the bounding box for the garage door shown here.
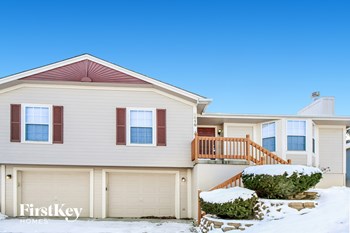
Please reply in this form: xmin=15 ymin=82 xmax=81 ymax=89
xmin=19 ymin=170 xmax=90 ymax=217
xmin=108 ymin=172 xmax=175 ymax=218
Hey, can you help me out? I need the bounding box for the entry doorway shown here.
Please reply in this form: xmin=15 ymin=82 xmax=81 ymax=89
xmin=198 ymin=127 xmax=216 ymax=137
xmin=197 ymin=127 xmax=216 ymax=155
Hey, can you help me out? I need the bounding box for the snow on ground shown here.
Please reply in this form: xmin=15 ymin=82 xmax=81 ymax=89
xmin=243 ymin=164 xmax=322 ymax=177
xmin=200 ymin=187 xmax=256 ymax=204
xmin=0 ymin=219 xmax=194 ymax=233
xmin=0 ymin=213 xmax=7 ymax=220
xmin=239 ymin=187 xmax=350 ymax=233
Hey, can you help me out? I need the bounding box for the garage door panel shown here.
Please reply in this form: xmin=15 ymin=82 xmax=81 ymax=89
xmin=108 ymin=172 xmax=176 ymax=218
xmin=20 ymin=171 xmax=90 ymax=217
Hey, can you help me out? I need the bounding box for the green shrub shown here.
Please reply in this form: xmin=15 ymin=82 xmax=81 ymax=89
xmin=199 ymin=188 xmax=258 ymax=219
xmin=242 ymin=171 xmax=322 ymax=199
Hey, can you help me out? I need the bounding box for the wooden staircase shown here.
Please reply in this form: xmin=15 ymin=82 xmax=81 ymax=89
xmin=196 ymin=136 xmax=291 ymax=223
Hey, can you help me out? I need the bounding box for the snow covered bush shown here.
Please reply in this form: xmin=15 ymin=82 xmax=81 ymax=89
xmin=242 ymin=165 xmax=322 ymax=199
xmin=199 ymin=187 xmax=258 ymax=219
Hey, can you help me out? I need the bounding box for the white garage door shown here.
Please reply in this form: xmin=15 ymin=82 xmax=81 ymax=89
xmin=108 ymin=172 xmax=176 ymax=218
xmin=19 ymin=170 xmax=90 ymax=217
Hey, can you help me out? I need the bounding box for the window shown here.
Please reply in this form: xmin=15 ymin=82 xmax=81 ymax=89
xmin=262 ymin=122 xmax=276 ymax=152
xmin=23 ymin=105 xmax=52 ymax=142
xmin=128 ymin=109 xmax=155 ymax=145
xmin=287 ymin=120 xmax=306 ymax=151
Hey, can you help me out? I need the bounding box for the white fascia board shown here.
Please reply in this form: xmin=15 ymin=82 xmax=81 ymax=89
xmin=200 ymin=112 xmax=350 ymax=121
xmin=0 ymin=55 xmax=87 ymax=85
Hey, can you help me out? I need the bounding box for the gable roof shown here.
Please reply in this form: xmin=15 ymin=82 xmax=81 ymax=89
xmin=0 ymin=54 xmax=211 ymax=107
xmin=22 ymin=59 xmax=150 ymax=84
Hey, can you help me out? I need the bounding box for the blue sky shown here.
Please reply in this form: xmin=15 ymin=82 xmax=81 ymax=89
xmin=0 ymin=1 xmax=349 ymax=115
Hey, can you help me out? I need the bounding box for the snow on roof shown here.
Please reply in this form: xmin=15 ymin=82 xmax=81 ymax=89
xmin=243 ymin=165 xmax=322 ymax=177
xmin=200 ymin=187 xmax=257 ymax=204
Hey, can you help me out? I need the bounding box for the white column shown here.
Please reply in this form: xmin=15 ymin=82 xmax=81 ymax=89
xmin=281 ymin=119 xmax=287 ymax=160
xmin=306 ymin=119 xmax=313 ymax=166
xmin=0 ymin=165 xmax=5 ymax=214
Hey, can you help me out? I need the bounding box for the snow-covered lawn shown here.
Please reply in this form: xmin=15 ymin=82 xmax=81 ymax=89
xmin=244 ymin=187 xmax=350 ymax=233
xmin=0 ymin=219 xmax=194 ymax=233
xmin=1 ymin=187 xmax=349 ymax=233
xmin=207 ymin=187 xmax=349 ymax=233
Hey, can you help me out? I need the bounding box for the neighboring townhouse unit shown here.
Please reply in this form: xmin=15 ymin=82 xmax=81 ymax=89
xmin=0 ymin=54 xmax=348 ymax=220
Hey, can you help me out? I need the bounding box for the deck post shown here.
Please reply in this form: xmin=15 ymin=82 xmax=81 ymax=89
xmin=194 ymin=133 xmax=199 ymax=162
xmin=245 ymin=134 xmax=251 ymax=163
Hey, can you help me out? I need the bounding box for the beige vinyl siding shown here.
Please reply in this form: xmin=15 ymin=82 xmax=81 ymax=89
xmin=93 ymin=169 xmax=103 ymax=218
xmin=286 ymin=154 xmax=307 ymax=165
xmin=318 ymin=127 xmax=344 ymax=174
xmin=275 ymin=120 xmax=283 ymax=157
xmin=191 ymin=164 xmax=248 ymax=219
xmin=317 ymin=173 xmax=345 ymax=188
xmin=0 ymin=86 xmax=194 ymax=167
xmin=225 ymin=125 xmax=253 ymax=138
xmin=5 ymin=166 xmax=13 ymax=216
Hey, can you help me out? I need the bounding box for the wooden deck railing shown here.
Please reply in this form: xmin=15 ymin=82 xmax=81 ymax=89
xmin=209 ymin=172 xmax=243 ymax=191
xmin=191 ymin=134 xmax=291 ymax=165
xmin=194 ymin=134 xmax=292 ymax=224
xmin=249 ymin=141 xmax=291 ymax=165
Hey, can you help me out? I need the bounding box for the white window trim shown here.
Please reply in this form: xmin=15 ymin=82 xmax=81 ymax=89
xmin=261 ymin=121 xmax=276 ymax=152
xmin=21 ymin=104 xmax=53 ymax=144
xmin=286 ymin=119 xmax=307 ymax=152
xmin=126 ymin=107 xmax=156 ymax=147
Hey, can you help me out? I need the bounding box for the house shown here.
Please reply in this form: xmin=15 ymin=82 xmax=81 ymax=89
xmin=0 ymin=54 xmax=348 ymax=220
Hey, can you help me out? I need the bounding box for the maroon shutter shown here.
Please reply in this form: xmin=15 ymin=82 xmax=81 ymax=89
xmin=10 ymin=104 xmax=21 ymax=142
xmin=53 ymin=106 xmax=64 ymax=144
xmin=157 ymin=109 xmax=166 ymax=146
xmin=116 ymin=108 xmax=126 ymax=145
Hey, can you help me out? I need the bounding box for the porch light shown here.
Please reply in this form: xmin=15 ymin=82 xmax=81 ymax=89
xmin=218 ymin=129 xmax=222 ymax=136
xmin=6 ymin=174 xmax=12 ymax=180
xmin=181 ymin=177 xmax=186 ymax=182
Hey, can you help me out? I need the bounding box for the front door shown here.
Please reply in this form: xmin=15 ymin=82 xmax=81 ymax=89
xmin=198 ymin=127 xmax=216 ymax=155
xmin=198 ymin=127 xmax=216 ymax=137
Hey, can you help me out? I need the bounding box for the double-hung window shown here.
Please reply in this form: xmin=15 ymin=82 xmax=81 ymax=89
xmin=287 ymin=120 xmax=306 ymax=151
xmin=23 ymin=105 xmax=52 ymax=143
xmin=128 ymin=109 xmax=156 ymax=145
xmin=262 ymin=122 xmax=276 ymax=152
